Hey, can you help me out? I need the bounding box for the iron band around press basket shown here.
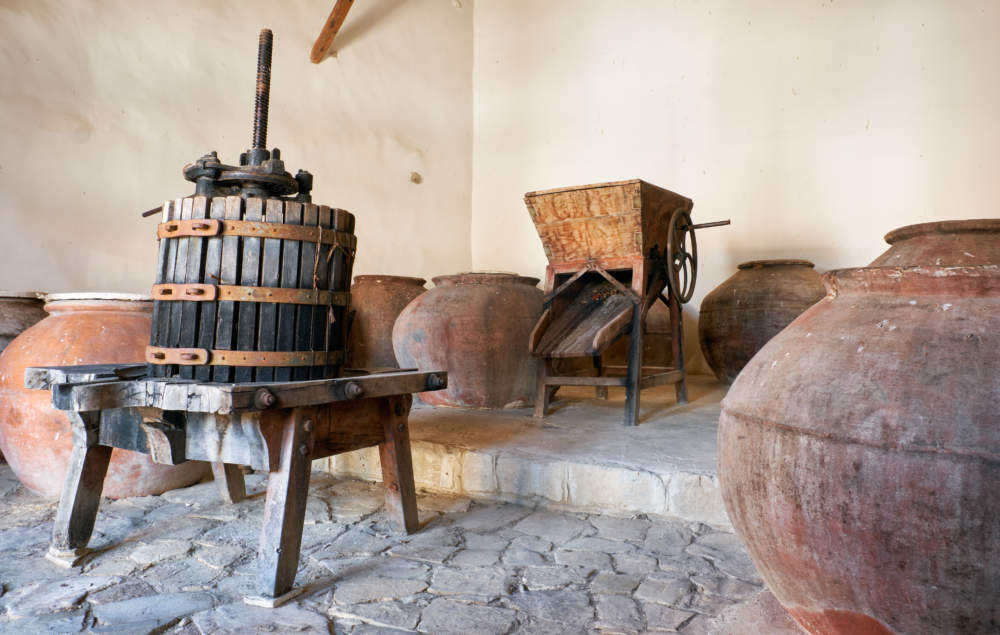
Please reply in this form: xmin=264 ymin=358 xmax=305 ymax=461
xmin=156 ymin=218 xmax=357 ymax=253
xmin=145 ymin=346 xmax=344 ymax=367
xmin=151 ymin=284 xmax=349 ymax=306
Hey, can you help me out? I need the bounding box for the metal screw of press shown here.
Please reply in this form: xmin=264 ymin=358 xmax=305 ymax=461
xmin=250 ymin=28 xmax=273 ymax=165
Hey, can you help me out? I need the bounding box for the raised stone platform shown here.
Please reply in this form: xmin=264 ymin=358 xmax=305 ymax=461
xmin=325 ymin=374 xmax=731 ymax=528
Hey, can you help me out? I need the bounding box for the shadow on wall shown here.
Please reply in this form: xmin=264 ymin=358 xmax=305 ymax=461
xmin=327 ymin=0 xmax=406 ymax=53
xmin=681 ymin=308 xmax=707 ymax=375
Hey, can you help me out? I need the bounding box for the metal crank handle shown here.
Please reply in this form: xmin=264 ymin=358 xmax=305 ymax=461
xmin=686 ymin=220 xmax=731 ymax=230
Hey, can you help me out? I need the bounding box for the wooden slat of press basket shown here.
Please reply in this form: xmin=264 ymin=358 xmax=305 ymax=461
xmin=524 ymin=179 xmax=692 ymax=265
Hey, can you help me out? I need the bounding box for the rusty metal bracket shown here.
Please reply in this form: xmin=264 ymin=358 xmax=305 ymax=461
xmin=151 ymin=284 xmax=349 ymax=306
xmin=146 ymin=347 xmax=210 ymax=366
xmin=157 ymin=218 xmax=221 ymax=239
xmin=146 ymin=346 xmax=344 ymax=368
xmin=152 ymin=283 xmax=218 ymax=301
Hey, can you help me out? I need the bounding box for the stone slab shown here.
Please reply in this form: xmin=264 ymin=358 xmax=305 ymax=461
xmin=419 ymin=597 xmax=517 ymax=635
xmin=91 ymin=591 xmax=215 ymax=630
xmin=325 ymin=376 xmax=733 ymax=527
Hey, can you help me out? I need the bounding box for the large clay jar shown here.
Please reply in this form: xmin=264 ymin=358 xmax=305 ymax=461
xmin=0 ymin=292 xmax=47 ymax=463
xmin=699 ymin=260 xmax=825 ymax=384
xmin=718 ymin=219 xmax=1000 ymax=634
xmin=0 ymin=292 xmax=47 ymax=352
xmin=0 ymin=293 xmax=209 ymax=499
xmin=393 ymin=272 xmax=543 ymax=408
xmin=347 ymin=275 xmax=426 ymax=369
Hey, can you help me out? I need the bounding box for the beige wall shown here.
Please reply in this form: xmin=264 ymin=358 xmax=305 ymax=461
xmin=5 ymin=0 xmax=999 ymax=348
xmin=471 ymin=0 xmax=1000 ymax=313
xmin=0 ymin=0 xmax=472 ymax=294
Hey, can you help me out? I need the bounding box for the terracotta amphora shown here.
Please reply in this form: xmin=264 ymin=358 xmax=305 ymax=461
xmin=0 ymin=292 xmax=47 ymax=463
xmin=718 ymin=219 xmax=1000 ymax=634
xmin=699 ymin=260 xmax=825 ymax=384
xmin=0 ymin=292 xmax=46 ymax=352
xmin=347 ymin=275 xmax=426 ymax=369
xmin=0 ymin=293 xmax=209 ymax=499
xmin=393 ymin=273 xmax=543 ymax=408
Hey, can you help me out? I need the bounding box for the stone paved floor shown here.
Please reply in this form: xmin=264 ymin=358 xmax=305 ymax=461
xmin=0 ymin=465 xmax=795 ymax=634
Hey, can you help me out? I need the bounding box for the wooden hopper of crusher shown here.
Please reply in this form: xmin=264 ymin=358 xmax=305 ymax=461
xmin=525 ymin=179 xmax=728 ymax=426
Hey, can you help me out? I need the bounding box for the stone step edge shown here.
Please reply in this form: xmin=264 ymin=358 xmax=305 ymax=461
xmin=319 ymin=439 xmax=732 ymax=530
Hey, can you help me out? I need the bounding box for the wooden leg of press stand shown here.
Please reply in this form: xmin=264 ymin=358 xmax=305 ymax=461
xmin=669 ymin=290 xmax=688 ymax=404
xmin=212 ymin=462 xmax=247 ymax=504
xmin=379 ymin=396 xmax=419 ymax=534
xmin=248 ymin=408 xmax=315 ymax=607
xmin=48 ymin=412 xmax=111 ymax=568
xmin=594 ymin=355 xmax=609 ymax=400
xmin=624 ymin=303 xmax=644 ymax=426
xmin=534 ymin=358 xmax=553 ymax=418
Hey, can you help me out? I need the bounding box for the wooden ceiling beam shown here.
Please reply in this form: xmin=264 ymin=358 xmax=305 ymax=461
xmin=310 ymin=0 xmax=355 ymax=63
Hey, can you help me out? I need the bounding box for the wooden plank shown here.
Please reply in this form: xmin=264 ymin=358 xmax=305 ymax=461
xmin=25 ymin=364 xmax=144 ymax=390
xmin=378 ymin=396 xmax=419 ymax=534
xmin=49 ymin=413 xmax=111 ymax=555
xmin=275 ymin=202 xmax=303 ymax=383
xmin=255 ymin=198 xmax=285 ymax=383
xmin=255 ymin=408 xmax=315 ymax=599
xmin=195 ymin=197 xmax=228 ymax=381
xmin=533 ymin=359 xmax=552 ymax=418
xmin=226 ymin=370 xmax=447 ymax=412
xmin=149 ymin=200 xmax=177 ymax=378
xmin=528 ymin=308 xmax=553 ymax=354
xmin=310 ymin=0 xmax=355 ymax=63
xmin=211 ymin=462 xmax=247 ymax=504
xmin=308 ymin=397 xmax=383 ymax=459
xmin=178 ymin=197 xmax=210 ymax=380
xmin=593 ymin=355 xmax=608 ymax=400
xmin=294 ymin=204 xmax=319 ymax=381
xmin=184 ymin=412 xmax=271 ymax=470
xmin=99 ymin=408 xmax=150 ymax=454
xmin=165 ymin=197 xmax=195 ymax=377
xmin=541 ymin=375 xmax=627 ymax=387
xmin=235 ymin=198 xmax=264 ymax=383
xmin=214 ymin=196 xmax=244 ymax=383
xmin=639 ymin=370 xmax=684 ymax=389
xmin=624 ymin=304 xmax=643 ymax=427
xmin=311 ymin=206 xmax=333 ymax=379
xmin=49 ymin=371 xmax=445 ymax=415
xmin=590 ymin=302 xmax=635 ymax=354
xmin=669 ymin=290 xmax=688 ymax=404
xmin=534 ymin=277 xmax=634 ymax=358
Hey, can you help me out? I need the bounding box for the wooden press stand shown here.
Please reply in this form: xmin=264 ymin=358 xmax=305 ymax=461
xmin=530 ymin=254 xmax=687 ymax=427
xmin=31 ymin=364 xmax=446 ymax=607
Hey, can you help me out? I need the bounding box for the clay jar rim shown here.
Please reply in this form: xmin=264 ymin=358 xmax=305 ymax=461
xmin=352 ymin=275 xmax=427 ymax=286
xmin=0 ymin=291 xmax=45 ymax=300
xmin=431 ymin=272 xmax=541 ymax=287
xmin=737 ymin=259 xmax=815 ymax=270
xmin=43 ymin=292 xmax=153 ymax=314
xmin=883 ymin=218 xmax=1000 ymax=245
xmin=823 ymin=264 xmax=999 ymax=298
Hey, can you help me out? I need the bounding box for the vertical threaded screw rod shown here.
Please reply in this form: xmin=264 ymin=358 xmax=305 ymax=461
xmin=252 ymin=28 xmax=273 ymax=151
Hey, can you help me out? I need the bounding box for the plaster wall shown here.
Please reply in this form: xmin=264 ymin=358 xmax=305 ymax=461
xmin=471 ymin=0 xmax=1000 ymax=321
xmin=0 ymin=0 xmax=473 ymax=294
